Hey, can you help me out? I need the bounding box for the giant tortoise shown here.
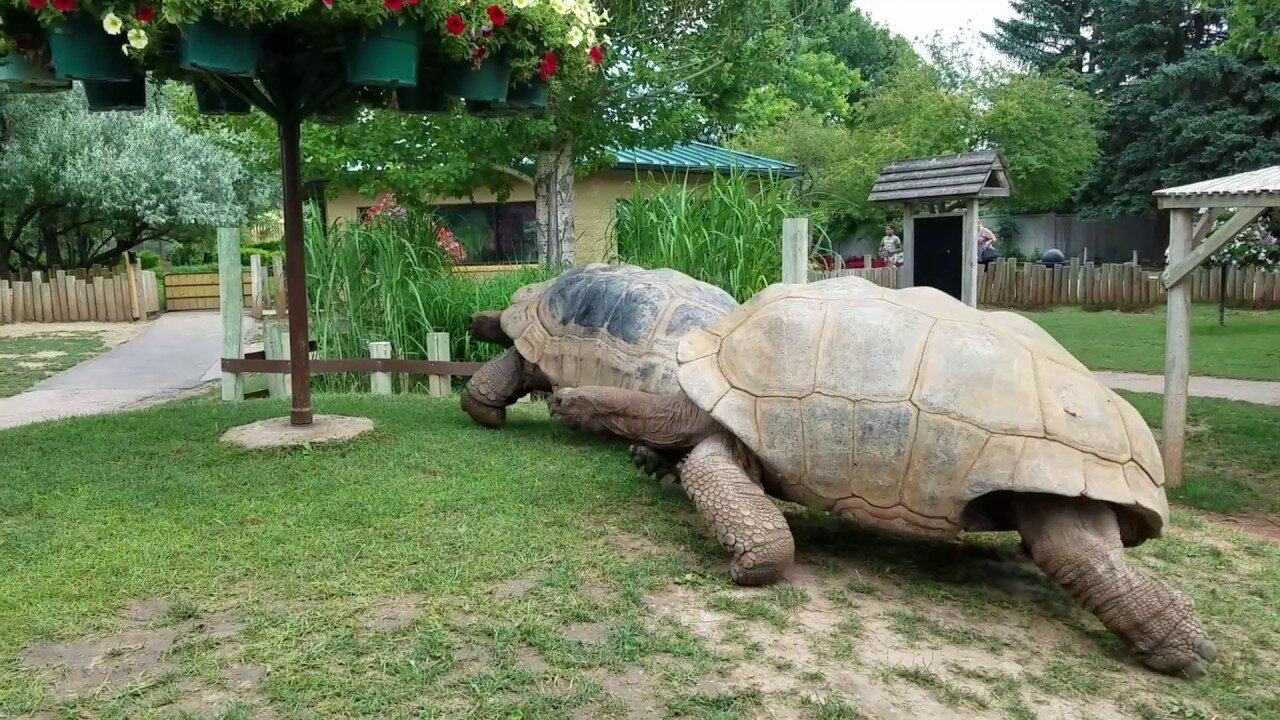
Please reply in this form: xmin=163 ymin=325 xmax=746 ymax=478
xmin=462 ymin=263 xmax=739 ymax=431
xmin=548 ymin=275 xmax=1215 ymax=677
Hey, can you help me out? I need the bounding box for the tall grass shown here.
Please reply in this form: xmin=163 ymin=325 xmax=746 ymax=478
xmin=613 ymin=171 xmax=824 ymax=302
xmin=304 ymin=209 xmax=556 ymax=391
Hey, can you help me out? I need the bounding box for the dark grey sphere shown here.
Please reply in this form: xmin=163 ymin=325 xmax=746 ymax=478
xmin=1043 ymin=249 xmax=1066 ymax=266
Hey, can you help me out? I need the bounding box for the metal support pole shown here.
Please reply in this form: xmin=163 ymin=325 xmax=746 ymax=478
xmin=279 ymin=116 xmax=313 ymax=425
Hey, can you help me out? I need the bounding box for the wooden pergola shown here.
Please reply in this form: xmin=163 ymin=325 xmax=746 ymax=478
xmin=869 ymin=151 xmax=1013 ymax=306
xmin=1156 ymin=166 xmax=1280 ymax=487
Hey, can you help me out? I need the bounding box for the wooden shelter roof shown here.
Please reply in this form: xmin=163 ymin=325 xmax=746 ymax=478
xmin=1155 ymin=166 xmax=1280 ymax=208
xmin=869 ymin=150 xmax=1013 ymax=204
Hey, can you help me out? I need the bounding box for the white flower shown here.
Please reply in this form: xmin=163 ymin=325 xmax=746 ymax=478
xmin=602 ymin=33 xmax=611 ymax=45
xmin=121 ymin=44 xmax=131 ymax=56
xmin=550 ymin=0 xmax=571 ymax=14
xmin=566 ymin=26 xmax=584 ymax=47
xmin=585 ymin=28 xmax=596 ymax=46
xmin=513 ymin=0 xmax=535 ymax=7
xmin=127 ymin=28 xmax=148 ymax=49
xmin=102 ymin=12 xmax=123 ymax=35
xmin=573 ymin=5 xmax=592 ymax=24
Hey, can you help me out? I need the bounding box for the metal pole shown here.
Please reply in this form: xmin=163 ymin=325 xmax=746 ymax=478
xmin=279 ymin=115 xmax=313 ymax=425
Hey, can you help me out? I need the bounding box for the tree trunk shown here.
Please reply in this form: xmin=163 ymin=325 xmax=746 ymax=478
xmin=38 ymin=211 xmax=60 ymax=269
xmin=535 ymin=139 xmax=576 ymax=268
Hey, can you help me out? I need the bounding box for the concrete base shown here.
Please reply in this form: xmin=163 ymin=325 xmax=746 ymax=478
xmin=221 ymin=415 xmax=375 ymax=450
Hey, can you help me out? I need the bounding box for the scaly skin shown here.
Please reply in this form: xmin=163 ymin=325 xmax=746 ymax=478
xmin=679 ymin=434 xmax=794 ymax=585
xmin=1014 ymin=495 xmax=1217 ymax=677
xmin=461 ymin=348 xmax=548 ymax=428
xmin=548 ymin=387 xmax=718 ymax=449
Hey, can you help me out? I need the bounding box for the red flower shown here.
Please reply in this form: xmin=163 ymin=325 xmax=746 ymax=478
xmin=27 ymin=0 xmax=47 ymax=8
xmin=588 ymin=46 xmax=605 ymax=65
xmin=51 ymin=0 xmax=75 ymax=11
xmin=384 ymin=0 xmax=403 ymax=9
xmin=135 ymin=4 xmax=155 ymax=22
xmin=540 ymin=51 xmax=558 ymax=77
xmin=487 ymin=4 xmax=507 ymax=27
xmin=406 ymin=0 xmax=419 ymax=4
xmin=445 ymin=14 xmax=466 ymax=36
xmin=321 ymin=0 xmax=333 ymax=6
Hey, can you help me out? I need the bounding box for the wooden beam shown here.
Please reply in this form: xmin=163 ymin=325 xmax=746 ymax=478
xmin=1191 ymin=207 xmax=1223 ymax=244
xmin=1158 ymin=192 xmax=1280 ymax=209
xmin=1162 ymin=207 xmax=1265 ymax=288
xmin=782 ymin=218 xmax=810 ymax=284
xmin=961 ymin=200 xmax=979 ymax=307
xmin=901 ymin=203 xmax=915 ymax=289
xmin=219 ymin=228 xmax=245 ymax=402
xmin=1163 ymin=209 xmax=1196 ymax=488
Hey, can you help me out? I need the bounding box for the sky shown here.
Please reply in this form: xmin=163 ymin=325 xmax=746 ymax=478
xmin=852 ymin=0 xmax=1015 ymax=63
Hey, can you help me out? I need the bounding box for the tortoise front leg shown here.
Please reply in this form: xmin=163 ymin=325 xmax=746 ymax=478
xmin=461 ymin=348 xmax=547 ymax=428
xmin=547 ymin=387 xmax=718 ymax=449
xmin=1013 ymin=495 xmax=1216 ymax=677
xmin=680 ymin=434 xmax=794 ymax=585
xmin=470 ymin=311 xmax=513 ymax=348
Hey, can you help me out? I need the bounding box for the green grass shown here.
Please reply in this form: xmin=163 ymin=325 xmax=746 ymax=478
xmin=2 ymin=396 xmax=1279 ymax=718
xmin=1122 ymin=392 xmax=1280 ymax=515
xmin=0 ymin=332 xmax=108 ymax=397
xmin=1021 ymin=305 xmax=1280 ymax=381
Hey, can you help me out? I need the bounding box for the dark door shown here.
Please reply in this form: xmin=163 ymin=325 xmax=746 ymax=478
xmin=913 ymin=216 xmax=964 ymax=301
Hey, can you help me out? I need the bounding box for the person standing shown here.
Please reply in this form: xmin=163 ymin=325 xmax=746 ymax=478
xmin=880 ymin=225 xmax=904 ymax=266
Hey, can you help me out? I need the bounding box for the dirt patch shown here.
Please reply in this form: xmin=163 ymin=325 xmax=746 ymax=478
xmin=30 ymin=350 xmax=69 ymax=359
xmin=22 ymin=628 xmax=180 ymax=699
xmin=121 ymin=599 xmax=171 ymax=627
xmin=201 ymin=613 xmax=247 ymax=640
xmin=517 ymin=646 xmax=549 ymax=673
xmin=492 ymin=575 xmax=538 ymax=599
xmin=15 ymin=361 xmax=48 ymax=369
xmin=564 ymin=621 xmax=611 ymax=646
xmin=1201 ymin=511 xmax=1280 ymax=542
xmin=360 ymin=596 xmax=423 ymax=632
xmin=595 ymin=665 xmax=664 ymax=717
xmin=0 ymin=322 xmax=150 ymax=347
xmin=453 ymin=643 xmax=490 ymax=676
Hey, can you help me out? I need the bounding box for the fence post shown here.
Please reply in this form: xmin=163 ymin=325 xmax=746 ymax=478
xmin=265 ymin=321 xmax=292 ymax=399
xmin=124 ymin=254 xmax=141 ymax=321
xmin=250 ymin=254 xmax=266 ymax=319
xmin=782 ymin=218 xmax=810 ymax=284
xmin=427 ymin=332 xmax=452 ymax=398
xmin=370 ymin=341 xmax=393 ymax=396
xmin=272 ymin=255 xmax=287 ymax=316
xmin=219 ymin=228 xmax=245 ymax=402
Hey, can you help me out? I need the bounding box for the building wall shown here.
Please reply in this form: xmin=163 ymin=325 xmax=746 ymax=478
xmin=325 ymin=169 xmax=713 ymax=267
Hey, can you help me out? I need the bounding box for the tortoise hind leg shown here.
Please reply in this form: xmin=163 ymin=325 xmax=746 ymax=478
xmin=1012 ymin=494 xmax=1216 ymax=677
xmin=462 ymin=348 xmax=548 ymax=428
xmin=680 ymin=434 xmax=794 ymax=585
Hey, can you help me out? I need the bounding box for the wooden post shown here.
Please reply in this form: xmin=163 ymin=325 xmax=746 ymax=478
xmin=1162 ymin=209 xmax=1195 ymax=488
xmin=781 ymin=218 xmax=810 ymax=284
xmin=427 ymin=332 xmax=452 ymax=398
xmin=250 ymin=254 xmax=265 ymax=319
xmin=219 ymin=228 xmax=245 ymax=402
xmin=265 ymin=321 xmax=292 ymax=399
xmin=962 ymin=201 xmax=979 ymax=307
xmin=273 ymin=255 xmax=287 ymax=316
xmin=370 ymin=341 xmax=393 ymax=396
xmin=901 ymin=204 xmax=915 ymax=289
xmin=124 ymin=255 xmax=141 ymax=321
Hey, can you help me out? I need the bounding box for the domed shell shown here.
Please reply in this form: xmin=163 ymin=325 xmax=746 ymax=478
xmin=503 ymin=264 xmax=739 ymax=395
xmin=676 ymin=277 xmax=1168 ymax=544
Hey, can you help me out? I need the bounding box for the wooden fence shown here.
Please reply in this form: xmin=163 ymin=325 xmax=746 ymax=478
xmin=0 ymin=264 xmax=160 ymax=324
xmin=165 ymin=253 xmax=285 ymax=317
xmin=813 ymin=259 xmax=1280 ymax=310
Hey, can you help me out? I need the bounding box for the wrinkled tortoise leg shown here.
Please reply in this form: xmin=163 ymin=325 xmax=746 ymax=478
xmin=1013 ymin=494 xmax=1216 ymax=678
xmin=680 ymin=434 xmax=794 ymax=586
xmin=461 ymin=348 xmax=546 ymax=428
xmin=470 ymin=311 xmax=513 ymax=348
xmin=548 ymin=387 xmax=718 ymax=449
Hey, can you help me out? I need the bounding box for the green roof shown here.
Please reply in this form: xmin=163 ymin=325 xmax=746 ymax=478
xmin=611 ymin=141 xmax=799 ymax=176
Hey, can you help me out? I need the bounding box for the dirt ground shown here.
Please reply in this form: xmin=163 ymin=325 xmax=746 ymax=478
xmin=0 ymin=321 xmax=151 ymax=348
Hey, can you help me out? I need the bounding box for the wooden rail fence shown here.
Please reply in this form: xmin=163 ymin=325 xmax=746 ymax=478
xmin=0 ymin=264 xmax=159 ymax=324
xmin=165 ymin=253 xmax=285 ymax=317
xmin=813 ymin=259 xmax=1280 ymax=310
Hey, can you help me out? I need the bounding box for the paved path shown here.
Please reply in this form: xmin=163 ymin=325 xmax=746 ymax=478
xmin=0 ymin=312 xmax=254 ymax=429
xmin=1095 ymin=371 xmax=1280 ymax=406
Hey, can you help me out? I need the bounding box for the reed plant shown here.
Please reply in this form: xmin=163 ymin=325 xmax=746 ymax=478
xmin=613 ymin=171 xmax=823 ymax=302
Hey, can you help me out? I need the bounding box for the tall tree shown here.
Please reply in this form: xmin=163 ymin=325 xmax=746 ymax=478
xmin=986 ymin=0 xmax=1101 ymax=75
xmin=1222 ymin=0 xmax=1280 ymax=63
xmin=1092 ymin=0 xmax=1226 ymax=92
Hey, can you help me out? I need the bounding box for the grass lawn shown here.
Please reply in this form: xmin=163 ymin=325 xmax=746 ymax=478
xmin=1 ymin=395 xmax=1278 ymax=719
xmin=0 ymin=332 xmax=109 ymax=397
xmin=1020 ymin=305 xmax=1280 ymax=381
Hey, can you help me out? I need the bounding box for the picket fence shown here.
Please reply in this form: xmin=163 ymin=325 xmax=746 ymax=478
xmin=811 ymin=259 xmax=1280 ymax=310
xmin=0 ymin=265 xmax=160 ymax=324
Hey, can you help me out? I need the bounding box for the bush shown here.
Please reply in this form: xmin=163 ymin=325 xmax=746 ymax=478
xmin=138 ymin=251 xmax=161 ymax=271
xmin=240 ymin=247 xmax=280 ymax=267
xmin=613 ymin=171 xmax=825 ymax=302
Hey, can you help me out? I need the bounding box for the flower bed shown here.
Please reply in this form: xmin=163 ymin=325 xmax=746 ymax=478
xmin=0 ymin=0 xmax=609 ymax=115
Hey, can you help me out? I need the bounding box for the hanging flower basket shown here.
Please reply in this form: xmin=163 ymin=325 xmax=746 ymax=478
xmin=47 ymin=19 xmax=134 ymax=82
xmin=179 ymin=20 xmax=262 ymax=77
xmin=82 ymin=76 xmax=146 ymax=111
xmin=345 ymin=19 xmax=420 ymax=87
xmin=443 ymin=56 xmax=510 ymax=104
xmin=0 ymin=51 xmax=67 ymax=89
xmin=193 ymin=78 xmax=251 ymax=115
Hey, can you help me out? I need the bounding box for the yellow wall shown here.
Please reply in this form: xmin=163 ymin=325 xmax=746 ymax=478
xmin=325 ymin=169 xmax=712 ymax=267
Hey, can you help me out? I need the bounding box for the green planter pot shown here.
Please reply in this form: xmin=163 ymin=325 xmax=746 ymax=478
xmin=0 ymin=52 xmax=67 ymax=89
xmin=346 ymin=21 xmax=420 ymax=87
xmin=49 ymin=20 xmax=136 ymax=81
xmin=180 ymin=20 xmax=262 ymax=77
xmin=83 ymin=77 xmax=146 ymax=112
xmin=193 ymin=80 xmax=251 ymax=115
xmin=444 ymin=57 xmax=511 ymax=103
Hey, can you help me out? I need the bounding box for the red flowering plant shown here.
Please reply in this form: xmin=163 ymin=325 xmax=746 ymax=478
xmin=0 ymin=0 xmax=168 ymax=64
xmin=433 ymin=0 xmax=609 ymax=85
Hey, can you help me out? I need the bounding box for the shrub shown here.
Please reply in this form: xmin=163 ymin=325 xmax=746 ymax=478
xmin=240 ymin=247 xmax=280 ymax=267
xmin=138 ymin=251 xmax=161 ymax=271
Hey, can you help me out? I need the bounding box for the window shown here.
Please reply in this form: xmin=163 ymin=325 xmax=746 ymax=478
xmin=435 ymin=202 xmax=538 ymax=265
